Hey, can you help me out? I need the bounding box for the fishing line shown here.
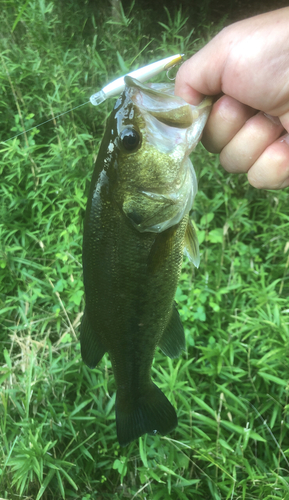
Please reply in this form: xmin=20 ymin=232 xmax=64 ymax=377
xmin=2 ymin=54 xmax=183 ymax=144
xmin=2 ymin=100 xmax=90 ymax=144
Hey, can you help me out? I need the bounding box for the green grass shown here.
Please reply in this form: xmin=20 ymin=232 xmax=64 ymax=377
xmin=1 ymin=1 xmax=289 ymax=499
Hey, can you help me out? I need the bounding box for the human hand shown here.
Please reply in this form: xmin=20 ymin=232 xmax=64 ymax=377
xmin=175 ymin=7 xmax=289 ymax=189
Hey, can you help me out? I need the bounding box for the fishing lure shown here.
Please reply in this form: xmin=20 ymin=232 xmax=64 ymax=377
xmin=89 ymin=54 xmax=183 ymax=106
xmin=4 ymin=54 xmax=183 ymax=143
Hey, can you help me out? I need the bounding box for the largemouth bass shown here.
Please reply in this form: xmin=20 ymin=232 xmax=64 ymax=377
xmin=81 ymin=76 xmax=211 ymax=446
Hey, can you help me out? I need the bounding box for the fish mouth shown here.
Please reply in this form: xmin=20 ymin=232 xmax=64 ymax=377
xmin=123 ymin=75 xmax=212 ymax=157
xmin=124 ymin=75 xmax=194 ymax=128
xmin=124 ymin=75 xmax=212 ymax=130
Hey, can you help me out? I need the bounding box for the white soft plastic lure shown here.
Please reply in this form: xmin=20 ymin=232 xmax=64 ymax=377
xmin=89 ymin=54 xmax=183 ymax=106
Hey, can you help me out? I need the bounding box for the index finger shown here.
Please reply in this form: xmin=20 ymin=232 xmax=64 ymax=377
xmin=174 ymin=41 xmax=226 ymax=105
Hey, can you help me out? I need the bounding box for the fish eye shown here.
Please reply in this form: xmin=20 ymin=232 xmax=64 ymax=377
xmin=119 ymin=128 xmax=140 ymax=151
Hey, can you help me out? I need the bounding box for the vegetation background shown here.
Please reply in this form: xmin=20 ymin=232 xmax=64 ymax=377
xmin=1 ymin=0 xmax=289 ymax=498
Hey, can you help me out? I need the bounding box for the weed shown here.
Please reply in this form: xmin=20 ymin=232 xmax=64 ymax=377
xmin=1 ymin=1 xmax=289 ymax=499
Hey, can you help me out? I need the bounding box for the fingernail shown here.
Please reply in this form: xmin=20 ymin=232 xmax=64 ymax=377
xmin=263 ymin=113 xmax=281 ymax=125
xmin=280 ymin=133 xmax=289 ymax=145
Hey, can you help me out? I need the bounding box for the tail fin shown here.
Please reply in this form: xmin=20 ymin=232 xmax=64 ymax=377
xmin=115 ymin=383 xmax=177 ymax=446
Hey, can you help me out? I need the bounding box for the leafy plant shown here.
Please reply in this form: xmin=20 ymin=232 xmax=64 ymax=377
xmin=1 ymin=1 xmax=289 ymax=499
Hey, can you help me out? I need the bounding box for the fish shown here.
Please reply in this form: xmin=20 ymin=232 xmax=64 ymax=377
xmin=80 ymin=76 xmax=211 ymax=446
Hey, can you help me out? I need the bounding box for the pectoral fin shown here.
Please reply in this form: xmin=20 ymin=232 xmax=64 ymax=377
xmin=80 ymin=308 xmax=106 ymax=368
xmin=184 ymin=219 xmax=200 ymax=268
xmin=158 ymin=303 xmax=185 ymax=358
xmin=147 ymin=225 xmax=178 ymax=274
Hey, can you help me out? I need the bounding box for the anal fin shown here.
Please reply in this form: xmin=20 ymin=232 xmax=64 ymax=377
xmin=158 ymin=303 xmax=185 ymax=358
xmin=80 ymin=308 xmax=106 ymax=368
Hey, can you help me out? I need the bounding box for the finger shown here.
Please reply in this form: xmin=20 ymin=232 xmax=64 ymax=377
xmin=174 ymin=67 xmax=204 ymax=105
xmin=201 ymin=95 xmax=256 ymax=153
xmin=219 ymin=112 xmax=285 ymax=173
xmin=174 ymin=77 xmax=204 ymax=105
xmin=247 ymin=135 xmax=289 ymax=189
xmin=279 ymin=110 xmax=289 ymax=133
xmin=174 ymin=42 xmax=227 ymax=105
